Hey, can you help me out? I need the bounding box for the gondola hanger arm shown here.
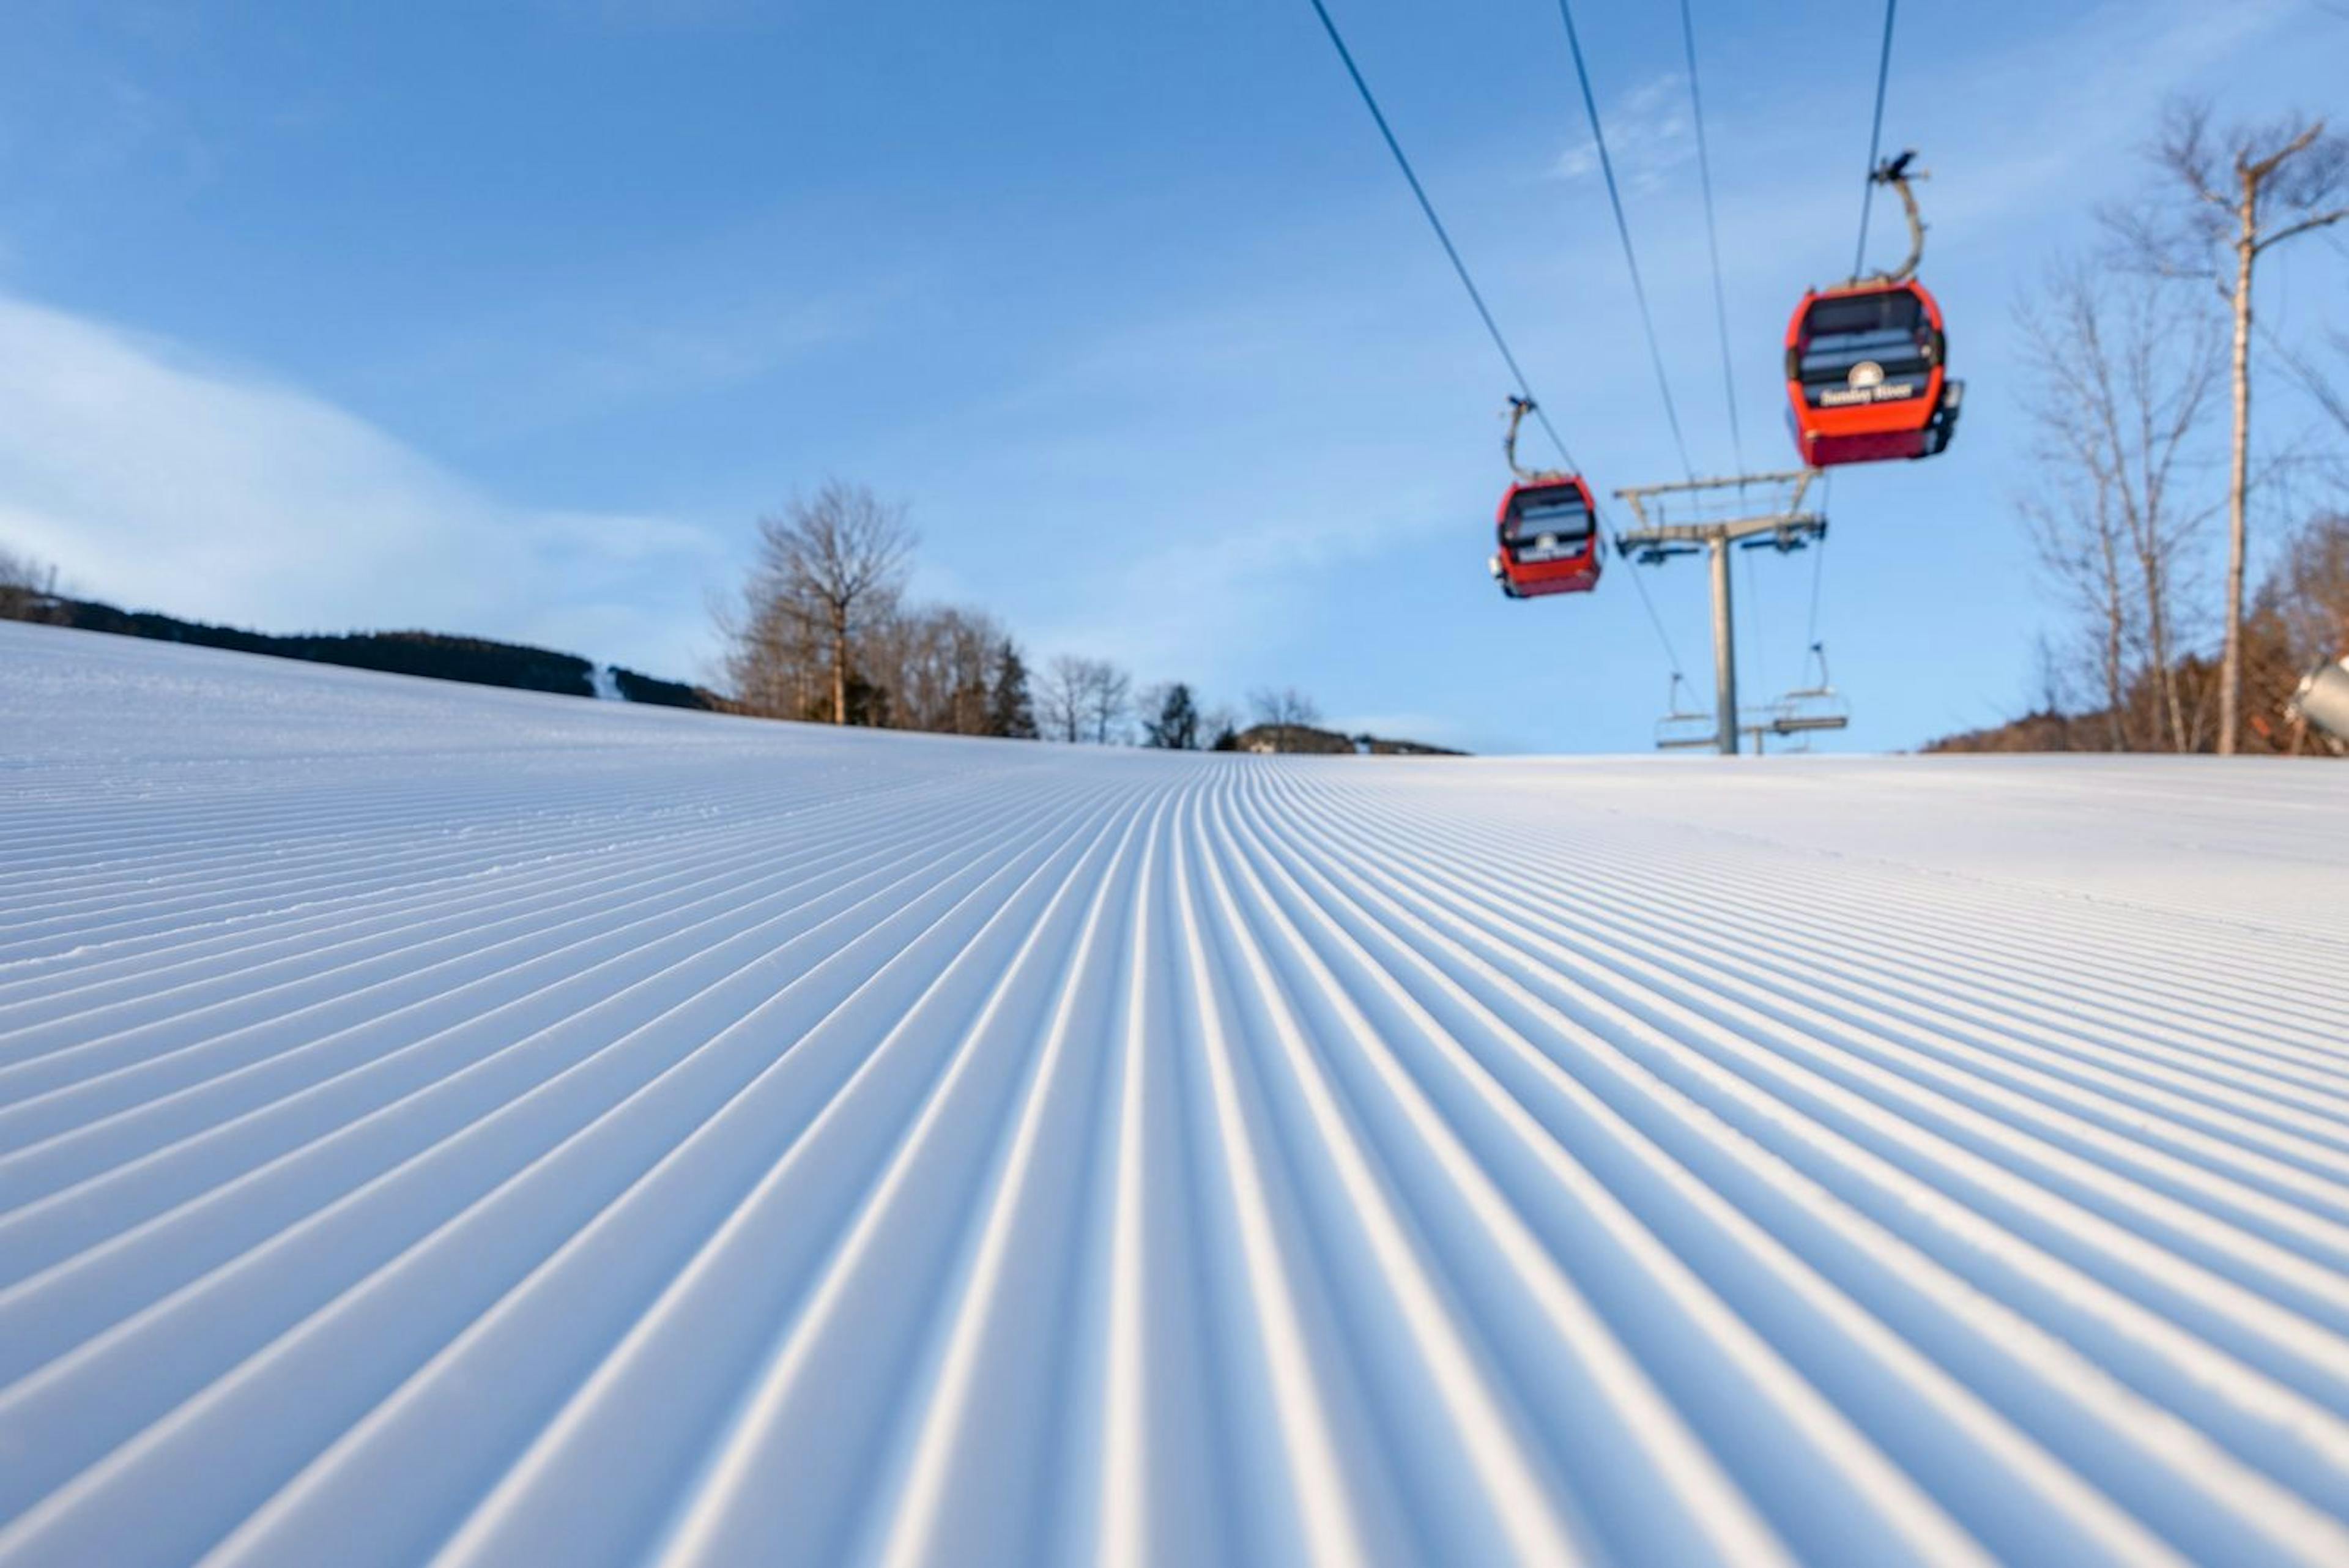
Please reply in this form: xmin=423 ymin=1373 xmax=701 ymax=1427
xmin=1854 ymin=149 xmax=1928 ymax=286
xmin=1502 ymin=396 xmax=1565 ymax=482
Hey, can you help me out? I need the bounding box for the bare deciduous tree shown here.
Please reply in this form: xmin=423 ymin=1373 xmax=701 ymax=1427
xmin=2265 ymin=512 xmax=2349 ymax=666
xmin=715 ymin=579 xmax=826 ymax=721
xmin=0 ymin=543 xmax=63 ymax=624
xmin=2109 ymin=98 xmax=2349 ymax=751
xmin=1038 ymin=656 xmax=1132 ymax=744
xmin=2262 ymin=324 xmax=2349 ymax=451
xmin=730 ymin=481 xmax=915 ymax=725
xmin=2022 ymin=480 xmax=2133 ymax=750
xmin=1248 ymin=687 xmax=1321 ymax=729
xmin=2242 ymin=512 xmax=2349 ymax=754
xmin=2017 ymin=262 xmax=2221 ymax=751
xmin=2024 ymin=632 xmax=2078 ymax=748
xmin=1039 ymin=655 xmax=1088 ymax=743
xmin=866 ymin=602 xmax=1003 ymax=736
xmin=1084 ymin=661 xmax=1132 ymax=745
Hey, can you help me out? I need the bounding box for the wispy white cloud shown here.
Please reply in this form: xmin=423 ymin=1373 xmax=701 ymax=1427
xmin=374 ymin=291 xmax=868 ymax=447
xmin=0 ymin=292 xmax=728 ymax=677
xmin=1550 ymin=72 xmax=1696 ymax=195
xmin=919 ymin=286 xmax=1466 ymax=687
xmin=1024 ymin=494 xmax=1427 ymax=683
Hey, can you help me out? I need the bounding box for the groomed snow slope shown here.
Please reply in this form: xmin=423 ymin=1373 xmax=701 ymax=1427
xmin=4 ymin=619 xmax=2348 ymax=1567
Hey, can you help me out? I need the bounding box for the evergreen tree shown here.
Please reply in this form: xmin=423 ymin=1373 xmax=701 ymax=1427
xmin=1143 ymin=682 xmax=1201 ymax=749
xmin=988 ymin=639 xmax=1038 ymax=738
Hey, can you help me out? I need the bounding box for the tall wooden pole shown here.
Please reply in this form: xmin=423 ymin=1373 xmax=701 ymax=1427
xmin=2219 ymin=185 xmax=2255 ymax=755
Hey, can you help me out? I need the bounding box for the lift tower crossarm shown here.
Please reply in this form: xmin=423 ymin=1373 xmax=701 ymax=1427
xmin=1612 ymin=470 xmax=1827 ymax=757
xmin=1614 ymin=469 xmax=1817 ymax=520
xmin=1616 ymin=513 xmax=1825 ymax=551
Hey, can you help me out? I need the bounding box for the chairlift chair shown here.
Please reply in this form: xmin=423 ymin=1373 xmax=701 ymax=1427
xmin=1766 ymin=641 xmax=1853 ymax=743
xmin=1654 ymin=674 xmax=1716 ymax=749
xmin=1773 ymin=642 xmax=1851 ymax=726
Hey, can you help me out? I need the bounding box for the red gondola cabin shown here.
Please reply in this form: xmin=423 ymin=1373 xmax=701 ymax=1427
xmin=1783 ymin=280 xmax=1962 ymax=466
xmin=1490 ymin=476 xmax=1601 ymax=598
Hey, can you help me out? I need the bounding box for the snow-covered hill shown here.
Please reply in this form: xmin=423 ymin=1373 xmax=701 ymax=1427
xmin=3 ymin=618 xmax=2348 ymax=1566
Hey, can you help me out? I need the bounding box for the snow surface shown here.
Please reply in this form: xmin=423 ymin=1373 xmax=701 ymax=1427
xmin=2 ymin=617 xmax=2348 ymax=1567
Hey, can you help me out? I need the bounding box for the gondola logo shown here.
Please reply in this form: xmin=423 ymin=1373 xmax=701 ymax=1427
xmin=1816 ymin=359 xmax=1915 ymax=406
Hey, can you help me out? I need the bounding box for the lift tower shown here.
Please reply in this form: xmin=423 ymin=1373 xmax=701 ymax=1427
xmin=1615 ymin=470 xmax=1836 ymax=756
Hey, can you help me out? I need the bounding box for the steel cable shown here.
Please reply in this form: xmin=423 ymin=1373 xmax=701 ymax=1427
xmin=1677 ymin=0 xmax=1745 ymax=475
xmin=1302 ymin=0 xmax=1576 ymax=469
xmin=1851 ymin=0 xmax=1900 ymax=277
xmin=1553 ymin=0 xmax=1697 ymax=480
xmin=1813 ymin=0 xmax=1901 ymax=694
xmin=1303 ymin=0 xmax=1688 ymax=677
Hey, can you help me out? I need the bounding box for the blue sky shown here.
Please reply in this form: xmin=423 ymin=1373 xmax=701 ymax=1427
xmin=2 ymin=0 xmax=2344 ymax=753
